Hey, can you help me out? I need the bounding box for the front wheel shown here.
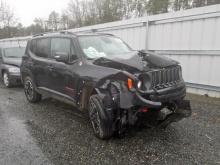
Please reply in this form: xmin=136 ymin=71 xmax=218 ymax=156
xmin=24 ymin=77 xmax=42 ymax=103
xmin=89 ymin=94 xmax=114 ymax=140
xmin=3 ymin=72 xmax=11 ymax=88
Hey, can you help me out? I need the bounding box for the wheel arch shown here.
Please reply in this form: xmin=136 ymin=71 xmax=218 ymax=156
xmin=1 ymin=69 xmax=6 ymax=77
xmin=80 ymin=86 xmax=98 ymax=111
xmin=20 ymin=69 xmax=37 ymax=88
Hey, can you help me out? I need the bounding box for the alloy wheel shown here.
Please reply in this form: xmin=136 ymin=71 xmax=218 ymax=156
xmin=90 ymin=102 xmax=101 ymax=134
xmin=3 ymin=73 xmax=9 ymax=87
xmin=25 ymin=80 xmax=34 ymax=100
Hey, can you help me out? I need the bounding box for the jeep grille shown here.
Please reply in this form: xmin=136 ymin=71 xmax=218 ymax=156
xmin=151 ymin=66 xmax=181 ymax=90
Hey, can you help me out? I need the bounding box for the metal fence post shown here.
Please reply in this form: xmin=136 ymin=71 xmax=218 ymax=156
xmin=145 ymin=20 xmax=149 ymax=51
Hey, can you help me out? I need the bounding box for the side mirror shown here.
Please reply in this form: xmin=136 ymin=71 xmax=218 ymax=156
xmin=22 ymin=55 xmax=28 ymax=60
xmin=55 ymin=52 xmax=69 ymax=63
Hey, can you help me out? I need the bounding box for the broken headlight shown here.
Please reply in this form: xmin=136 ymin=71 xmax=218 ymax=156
xmin=137 ymin=80 xmax=142 ymax=89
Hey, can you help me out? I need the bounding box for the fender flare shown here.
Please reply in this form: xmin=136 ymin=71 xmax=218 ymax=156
xmin=20 ymin=68 xmax=38 ymax=91
xmin=94 ymin=88 xmax=106 ymax=100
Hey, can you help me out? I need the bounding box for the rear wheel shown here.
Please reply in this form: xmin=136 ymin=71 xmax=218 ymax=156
xmin=89 ymin=94 xmax=114 ymax=139
xmin=24 ymin=77 xmax=42 ymax=103
xmin=3 ymin=72 xmax=11 ymax=88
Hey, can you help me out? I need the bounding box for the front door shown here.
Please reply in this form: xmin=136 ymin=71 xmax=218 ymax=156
xmin=47 ymin=37 xmax=77 ymax=102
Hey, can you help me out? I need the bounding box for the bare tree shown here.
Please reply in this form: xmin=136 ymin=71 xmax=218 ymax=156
xmin=47 ymin=11 xmax=60 ymax=31
xmin=34 ymin=18 xmax=45 ymax=29
xmin=0 ymin=0 xmax=6 ymax=24
xmin=60 ymin=13 xmax=69 ymax=30
xmin=2 ymin=4 xmax=18 ymax=37
xmin=67 ymin=0 xmax=84 ymax=27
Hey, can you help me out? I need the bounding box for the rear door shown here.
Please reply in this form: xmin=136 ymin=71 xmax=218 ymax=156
xmin=28 ymin=38 xmax=51 ymax=91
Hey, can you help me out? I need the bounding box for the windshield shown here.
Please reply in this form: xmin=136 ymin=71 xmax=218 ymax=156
xmin=78 ymin=35 xmax=132 ymax=59
xmin=4 ymin=47 xmax=25 ymax=58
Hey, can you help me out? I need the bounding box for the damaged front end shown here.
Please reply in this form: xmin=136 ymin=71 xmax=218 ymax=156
xmin=157 ymin=100 xmax=191 ymax=128
xmin=91 ymin=50 xmax=192 ymax=135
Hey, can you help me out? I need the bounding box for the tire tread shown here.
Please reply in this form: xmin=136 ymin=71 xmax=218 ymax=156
xmin=89 ymin=94 xmax=114 ymax=139
xmin=24 ymin=77 xmax=42 ymax=103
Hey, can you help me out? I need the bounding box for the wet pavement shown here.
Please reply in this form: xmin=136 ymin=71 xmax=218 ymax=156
xmin=0 ymin=80 xmax=220 ymax=165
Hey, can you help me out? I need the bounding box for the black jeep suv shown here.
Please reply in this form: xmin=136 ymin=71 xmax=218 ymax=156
xmin=0 ymin=44 xmax=25 ymax=87
xmin=20 ymin=31 xmax=191 ymax=139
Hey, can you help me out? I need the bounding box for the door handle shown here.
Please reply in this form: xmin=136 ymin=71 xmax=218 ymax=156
xmin=29 ymin=62 xmax=35 ymax=67
xmin=47 ymin=65 xmax=54 ymax=71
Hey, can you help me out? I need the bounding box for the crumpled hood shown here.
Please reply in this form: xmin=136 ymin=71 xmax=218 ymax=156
xmin=3 ymin=58 xmax=22 ymax=67
xmin=140 ymin=50 xmax=179 ymax=68
xmin=93 ymin=51 xmax=179 ymax=72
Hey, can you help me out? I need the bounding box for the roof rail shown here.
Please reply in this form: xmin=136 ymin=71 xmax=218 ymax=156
xmin=59 ymin=31 xmax=75 ymax=35
xmin=33 ymin=31 xmax=59 ymax=37
xmin=83 ymin=31 xmax=114 ymax=36
xmin=33 ymin=31 xmax=76 ymax=38
xmin=97 ymin=33 xmax=114 ymax=36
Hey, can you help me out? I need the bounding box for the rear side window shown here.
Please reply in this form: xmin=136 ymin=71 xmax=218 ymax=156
xmin=50 ymin=38 xmax=71 ymax=59
xmin=30 ymin=38 xmax=50 ymax=58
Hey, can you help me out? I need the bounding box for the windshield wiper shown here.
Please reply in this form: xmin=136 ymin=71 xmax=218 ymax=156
xmin=87 ymin=57 xmax=94 ymax=60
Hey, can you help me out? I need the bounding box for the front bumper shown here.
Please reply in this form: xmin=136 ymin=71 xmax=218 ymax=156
xmin=119 ymin=83 xmax=186 ymax=109
xmin=136 ymin=99 xmax=192 ymax=127
xmin=158 ymin=100 xmax=192 ymax=128
xmin=119 ymin=82 xmax=191 ymax=126
xmin=139 ymin=82 xmax=186 ymax=102
xmin=8 ymin=73 xmax=22 ymax=85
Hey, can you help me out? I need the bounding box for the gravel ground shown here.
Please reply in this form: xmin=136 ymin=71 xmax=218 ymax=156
xmin=0 ymin=80 xmax=219 ymax=165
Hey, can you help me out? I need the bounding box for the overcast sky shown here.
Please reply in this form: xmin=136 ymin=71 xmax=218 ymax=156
xmin=7 ymin=0 xmax=70 ymax=26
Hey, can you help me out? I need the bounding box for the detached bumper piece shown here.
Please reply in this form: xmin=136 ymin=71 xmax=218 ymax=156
xmin=158 ymin=100 xmax=192 ymax=128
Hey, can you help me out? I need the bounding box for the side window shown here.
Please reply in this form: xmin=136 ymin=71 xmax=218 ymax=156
xmin=30 ymin=38 xmax=50 ymax=58
xmin=50 ymin=38 xmax=71 ymax=59
xmin=30 ymin=40 xmax=36 ymax=54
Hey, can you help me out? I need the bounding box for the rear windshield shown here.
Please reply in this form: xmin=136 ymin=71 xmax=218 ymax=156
xmin=4 ymin=47 xmax=25 ymax=58
xmin=78 ymin=35 xmax=132 ymax=59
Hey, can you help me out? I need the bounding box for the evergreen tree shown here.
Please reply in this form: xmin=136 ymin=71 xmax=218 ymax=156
xmin=147 ymin=0 xmax=171 ymax=15
xmin=193 ymin=0 xmax=206 ymax=7
xmin=172 ymin=0 xmax=192 ymax=11
xmin=95 ymin=0 xmax=123 ymax=24
xmin=207 ymin=0 xmax=220 ymax=5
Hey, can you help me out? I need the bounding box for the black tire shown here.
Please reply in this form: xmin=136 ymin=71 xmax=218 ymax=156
xmin=24 ymin=76 xmax=42 ymax=103
xmin=89 ymin=94 xmax=114 ymax=140
xmin=3 ymin=71 xmax=11 ymax=88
